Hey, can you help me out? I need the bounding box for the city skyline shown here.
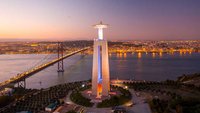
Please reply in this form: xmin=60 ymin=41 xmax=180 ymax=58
xmin=0 ymin=0 xmax=200 ymax=41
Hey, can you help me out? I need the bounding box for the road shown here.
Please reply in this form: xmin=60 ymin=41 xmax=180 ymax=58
xmin=127 ymin=89 xmax=152 ymax=113
xmin=111 ymin=80 xmax=152 ymax=113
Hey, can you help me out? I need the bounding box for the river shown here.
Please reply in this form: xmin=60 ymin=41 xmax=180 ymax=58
xmin=0 ymin=52 xmax=199 ymax=89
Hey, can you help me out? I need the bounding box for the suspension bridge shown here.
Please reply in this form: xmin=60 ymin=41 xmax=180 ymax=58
xmin=0 ymin=43 xmax=90 ymax=90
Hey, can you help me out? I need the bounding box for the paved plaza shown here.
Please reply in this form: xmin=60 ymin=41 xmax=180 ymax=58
xmin=126 ymin=89 xmax=152 ymax=113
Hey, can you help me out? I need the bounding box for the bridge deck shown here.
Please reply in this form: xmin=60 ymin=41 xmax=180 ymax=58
xmin=0 ymin=47 xmax=90 ymax=89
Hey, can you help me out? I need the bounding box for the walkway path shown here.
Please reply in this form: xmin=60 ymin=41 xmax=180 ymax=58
xmin=127 ymin=89 xmax=152 ymax=113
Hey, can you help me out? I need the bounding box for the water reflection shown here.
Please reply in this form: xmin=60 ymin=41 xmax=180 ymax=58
xmin=124 ymin=53 xmax=127 ymax=58
xmin=152 ymin=52 xmax=156 ymax=58
xmin=137 ymin=52 xmax=142 ymax=58
xmin=116 ymin=53 xmax=127 ymax=58
xmin=180 ymin=51 xmax=183 ymax=56
xmin=159 ymin=52 xmax=163 ymax=57
xmin=119 ymin=53 xmax=123 ymax=58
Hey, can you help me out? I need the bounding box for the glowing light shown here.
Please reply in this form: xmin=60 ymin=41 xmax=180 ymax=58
xmin=116 ymin=53 xmax=119 ymax=58
xmin=98 ymin=28 xmax=103 ymax=40
xmin=30 ymin=44 xmax=38 ymax=47
xmin=97 ymin=83 xmax=102 ymax=96
xmin=138 ymin=52 xmax=142 ymax=58
xmin=98 ymin=46 xmax=102 ymax=82
xmin=82 ymin=84 xmax=85 ymax=87
xmin=124 ymin=53 xmax=127 ymax=58
xmin=159 ymin=52 xmax=163 ymax=57
xmin=152 ymin=52 xmax=156 ymax=58
xmin=119 ymin=53 xmax=123 ymax=58
xmin=94 ymin=21 xmax=108 ymax=40
xmin=180 ymin=51 xmax=183 ymax=56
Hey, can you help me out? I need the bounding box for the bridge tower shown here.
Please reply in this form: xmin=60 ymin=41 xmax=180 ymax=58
xmin=17 ymin=78 xmax=26 ymax=89
xmin=57 ymin=42 xmax=64 ymax=72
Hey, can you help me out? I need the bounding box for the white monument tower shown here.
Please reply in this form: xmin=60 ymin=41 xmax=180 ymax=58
xmin=92 ymin=21 xmax=110 ymax=98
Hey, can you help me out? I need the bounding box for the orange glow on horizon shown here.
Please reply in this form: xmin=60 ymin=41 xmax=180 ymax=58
xmin=0 ymin=18 xmax=94 ymax=40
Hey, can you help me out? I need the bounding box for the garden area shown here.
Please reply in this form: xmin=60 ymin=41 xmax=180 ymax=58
xmin=70 ymin=84 xmax=93 ymax=107
xmin=97 ymin=85 xmax=132 ymax=108
xmin=69 ymin=84 xmax=132 ymax=108
xmin=0 ymin=81 xmax=89 ymax=113
xmin=123 ymin=79 xmax=200 ymax=113
xmin=70 ymin=91 xmax=93 ymax=107
xmin=0 ymin=87 xmax=37 ymax=108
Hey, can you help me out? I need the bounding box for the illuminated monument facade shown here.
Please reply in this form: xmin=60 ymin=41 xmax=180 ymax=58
xmin=92 ymin=21 xmax=110 ymax=98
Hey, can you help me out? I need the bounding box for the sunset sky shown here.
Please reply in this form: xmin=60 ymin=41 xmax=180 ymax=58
xmin=0 ymin=0 xmax=200 ymax=41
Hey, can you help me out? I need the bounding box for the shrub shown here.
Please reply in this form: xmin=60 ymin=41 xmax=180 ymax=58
xmin=0 ymin=96 xmax=15 ymax=107
xmin=97 ymin=86 xmax=131 ymax=108
xmin=70 ymin=91 xmax=93 ymax=107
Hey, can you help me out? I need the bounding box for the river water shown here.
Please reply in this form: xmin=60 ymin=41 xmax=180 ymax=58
xmin=0 ymin=52 xmax=200 ymax=89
